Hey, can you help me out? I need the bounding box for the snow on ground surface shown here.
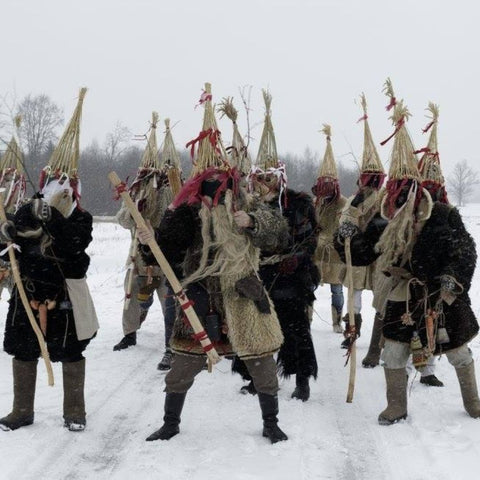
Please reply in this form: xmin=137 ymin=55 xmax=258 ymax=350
xmin=1 ymin=205 xmax=480 ymax=480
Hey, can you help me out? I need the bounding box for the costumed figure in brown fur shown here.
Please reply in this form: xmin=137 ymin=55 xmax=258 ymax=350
xmin=137 ymin=83 xmax=289 ymax=444
xmin=313 ymin=125 xmax=347 ymax=334
xmin=335 ymin=96 xmax=479 ymax=425
xmin=233 ymin=90 xmax=319 ymax=402
xmin=0 ymin=88 xmax=98 ymax=433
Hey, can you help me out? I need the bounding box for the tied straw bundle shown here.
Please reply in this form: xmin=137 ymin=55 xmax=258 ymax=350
xmin=256 ymin=89 xmax=278 ymax=170
xmin=161 ymin=118 xmax=183 ymax=196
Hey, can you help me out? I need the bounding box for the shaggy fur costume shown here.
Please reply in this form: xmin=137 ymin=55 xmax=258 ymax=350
xmin=2 ymin=203 xmax=94 ymax=361
xmin=335 ymin=200 xmax=479 ymax=352
xmin=142 ymin=190 xmax=286 ymax=359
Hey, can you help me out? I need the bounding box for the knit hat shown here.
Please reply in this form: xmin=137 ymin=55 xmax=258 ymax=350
xmin=174 ymin=82 xmax=238 ymax=208
xmin=357 ymin=93 xmax=385 ymax=188
xmin=160 ymin=118 xmax=183 ymax=196
xmin=312 ymin=125 xmax=340 ymax=199
xmin=218 ymin=97 xmax=252 ymax=176
xmin=0 ymin=115 xmax=26 ymax=213
xmin=39 ymin=87 xmax=87 ymax=209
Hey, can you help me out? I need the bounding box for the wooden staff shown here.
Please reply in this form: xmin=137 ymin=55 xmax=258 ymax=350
xmin=345 ymin=237 xmax=356 ymax=403
xmin=108 ymin=171 xmax=221 ymax=366
xmin=0 ymin=191 xmax=54 ymax=386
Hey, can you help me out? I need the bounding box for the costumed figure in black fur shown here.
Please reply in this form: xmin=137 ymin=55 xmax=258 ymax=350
xmin=232 ymin=90 xmax=319 ymax=402
xmin=335 ymin=100 xmax=479 ymax=425
xmin=0 ymin=88 xmax=98 ymax=433
xmin=137 ymin=83 xmax=289 ymax=444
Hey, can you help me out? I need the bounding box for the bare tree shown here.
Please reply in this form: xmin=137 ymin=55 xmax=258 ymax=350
xmin=103 ymin=121 xmax=132 ymax=164
xmin=447 ymin=159 xmax=479 ymax=206
xmin=16 ymin=94 xmax=64 ymax=158
xmin=0 ymin=91 xmax=18 ymax=150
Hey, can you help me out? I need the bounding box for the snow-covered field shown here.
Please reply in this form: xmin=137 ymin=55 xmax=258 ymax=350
xmin=1 ymin=205 xmax=480 ymax=480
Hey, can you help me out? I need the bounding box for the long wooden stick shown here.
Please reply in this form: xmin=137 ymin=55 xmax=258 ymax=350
xmin=345 ymin=237 xmax=356 ymax=403
xmin=0 ymin=192 xmax=54 ymax=386
xmin=108 ymin=171 xmax=221 ymax=365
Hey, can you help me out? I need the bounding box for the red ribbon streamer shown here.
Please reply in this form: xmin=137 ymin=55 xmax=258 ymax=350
xmin=380 ymin=118 xmax=405 ymax=146
xmin=386 ymin=97 xmax=396 ymax=111
xmin=422 ymin=121 xmax=435 ymax=133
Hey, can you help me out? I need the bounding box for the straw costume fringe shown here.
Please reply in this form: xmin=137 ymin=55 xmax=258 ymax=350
xmin=218 ymin=97 xmax=251 ymax=176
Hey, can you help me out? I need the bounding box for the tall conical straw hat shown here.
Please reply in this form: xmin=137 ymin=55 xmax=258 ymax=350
xmin=42 ymin=87 xmax=87 ymax=187
xmin=317 ymin=124 xmax=338 ymax=179
xmin=140 ymin=112 xmax=160 ymax=169
xmin=187 ymin=82 xmax=229 ymax=177
xmin=383 ymin=100 xmax=420 ymax=181
xmin=418 ymin=103 xmax=444 ymax=184
xmin=0 ymin=115 xmax=24 ymax=172
xmin=256 ymin=89 xmax=278 ymax=170
xmin=218 ymin=97 xmax=252 ymax=175
xmin=358 ymin=94 xmax=384 ymax=174
xmin=161 ymin=118 xmax=183 ymax=196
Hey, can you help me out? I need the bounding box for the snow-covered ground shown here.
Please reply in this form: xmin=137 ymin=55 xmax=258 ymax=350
xmin=1 ymin=205 xmax=480 ymax=480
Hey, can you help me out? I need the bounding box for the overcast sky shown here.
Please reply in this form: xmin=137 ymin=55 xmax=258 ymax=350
xmin=1 ymin=0 xmax=479 ymax=177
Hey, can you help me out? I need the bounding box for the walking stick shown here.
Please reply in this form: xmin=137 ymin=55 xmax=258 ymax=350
xmin=124 ymin=233 xmax=138 ymax=310
xmin=108 ymin=171 xmax=221 ymax=366
xmin=345 ymin=237 xmax=356 ymax=403
xmin=0 ymin=191 xmax=54 ymax=386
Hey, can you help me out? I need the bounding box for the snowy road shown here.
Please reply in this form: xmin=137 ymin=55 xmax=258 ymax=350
xmin=1 ymin=210 xmax=480 ymax=480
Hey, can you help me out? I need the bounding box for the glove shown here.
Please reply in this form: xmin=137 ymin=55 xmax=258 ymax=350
xmin=338 ymin=221 xmax=358 ymax=240
xmin=31 ymin=199 xmax=51 ymax=222
xmin=0 ymin=221 xmax=16 ymax=243
xmin=136 ymin=222 xmax=154 ymax=245
xmin=278 ymin=256 xmax=299 ymax=275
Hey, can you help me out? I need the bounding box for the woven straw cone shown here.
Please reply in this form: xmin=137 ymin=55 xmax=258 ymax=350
xmin=255 ymin=89 xmax=278 ymax=170
xmin=190 ymin=82 xmax=229 ymax=177
xmin=419 ymin=103 xmax=444 ymax=184
xmin=218 ymin=97 xmax=251 ymax=175
xmin=317 ymin=124 xmax=338 ymax=179
xmin=0 ymin=115 xmax=24 ymax=172
xmin=47 ymin=87 xmax=87 ymax=178
xmin=140 ymin=112 xmax=160 ymax=169
xmin=359 ymin=94 xmax=384 ymax=174
xmin=387 ymin=101 xmax=421 ymax=181
xmin=161 ymin=118 xmax=182 ymax=196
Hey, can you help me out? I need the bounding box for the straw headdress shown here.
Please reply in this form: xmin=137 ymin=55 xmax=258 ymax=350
xmin=0 ymin=115 xmax=27 ymax=213
xmin=218 ymin=97 xmax=252 ymax=176
xmin=358 ymin=94 xmax=384 ymax=174
xmin=160 ymin=118 xmax=183 ymax=196
xmin=40 ymin=87 xmax=87 ymax=189
xmin=418 ymin=103 xmax=444 ymax=184
xmin=255 ymin=89 xmax=278 ymax=170
xmin=317 ymin=125 xmax=338 ymax=179
xmin=139 ymin=112 xmax=160 ymax=169
xmin=187 ymin=82 xmax=229 ymax=177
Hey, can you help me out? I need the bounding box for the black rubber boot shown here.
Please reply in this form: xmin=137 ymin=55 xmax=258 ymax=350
xmin=157 ymin=349 xmax=173 ymax=371
xmin=341 ymin=313 xmax=362 ymax=349
xmin=63 ymin=359 xmax=86 ymax=432
xmin=420 ymin=374 xmax=444 ymax=387
xmin=291 ymin=375 xmax=310 ymax=402
xmin=258 ymin=392 xmax=288 ymax=444
xmin=113 ymin=332 xmax=137 ymax=351
xmin=240 ymin=380 xmax=257 ymax=395
xmin=146 ymin=392 xmax=187 ymax=441
xmin=0 ymin=359 xmax=37 ymax=431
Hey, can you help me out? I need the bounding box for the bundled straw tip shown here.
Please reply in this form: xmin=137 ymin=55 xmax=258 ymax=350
xmin=164 ymin=118 xmax=170 ymax=129
xmin=152 ymin=111 xmax=159 ymax=128
xmin=321 ymin=124 xmax=332 ymax=139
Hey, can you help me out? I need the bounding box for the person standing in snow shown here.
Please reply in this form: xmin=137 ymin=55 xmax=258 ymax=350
xmin=137 ymin=83 xmax=289 ymax=444
xmin=0 ymin=88 xmax=98 ymax=432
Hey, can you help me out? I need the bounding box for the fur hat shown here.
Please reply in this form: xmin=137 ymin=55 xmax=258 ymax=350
xmin=312 ymin=125 xmax=340 ymax=199
xmin=187 ymin=82 xmax=229 ymax=178
xmin=39 ymin=87 xmax=87 ymax=208
xmin=0 ymin=115 xmax=26 ymax=213
xmin=218 ymin=97 xmax=252 ymax=176
xmin=357 ymin=94 xmax=385 ymax=188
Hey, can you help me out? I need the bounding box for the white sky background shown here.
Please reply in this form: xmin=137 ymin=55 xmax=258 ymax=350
xmin=1 ymin=0 xmax=479 ymax=177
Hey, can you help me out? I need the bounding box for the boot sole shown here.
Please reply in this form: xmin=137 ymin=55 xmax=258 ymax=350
xmin=378 ymin=413 xmax=407 ymax=426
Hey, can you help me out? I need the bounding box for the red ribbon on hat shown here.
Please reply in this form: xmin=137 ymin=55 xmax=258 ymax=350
xmin=380 ymin=117 xmax=405 ymax=146
xmin=386 ymin=97 xmax=397 ymax=111
xmin=357 ymin=114 xmax=368 ymax=123
xmin=195 ymin=90 xmax=212 ymax=109
xmin=185 ymin=128 xmax=222 ymax=159
xmin=422 ymin=121 xmax=435 ymax=133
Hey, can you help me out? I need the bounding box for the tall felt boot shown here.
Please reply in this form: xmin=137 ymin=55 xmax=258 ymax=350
xmin=362 ymin=312 xmax=383 ymax=368
xmin=331 ymin=307 xmax=343 ymax=334
xmin=0 ymin=359 xmax=37 ymax=431
xmin=146 ymin=392 xmax=187 ymax=441
xmin=291 ymin=374 xmax=310 ymax=402
xmin=378 ymin=368 xmax=408 ymax=425
xmin=63 ymin=358 xmax=86 ymax=432
xmin=341 ymin=313 xmax=362 ymax=349
xmin=455 ymin=361 xmax=480 ymax=418
xmin=257 ymin=392 xmax=288 ymax=444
